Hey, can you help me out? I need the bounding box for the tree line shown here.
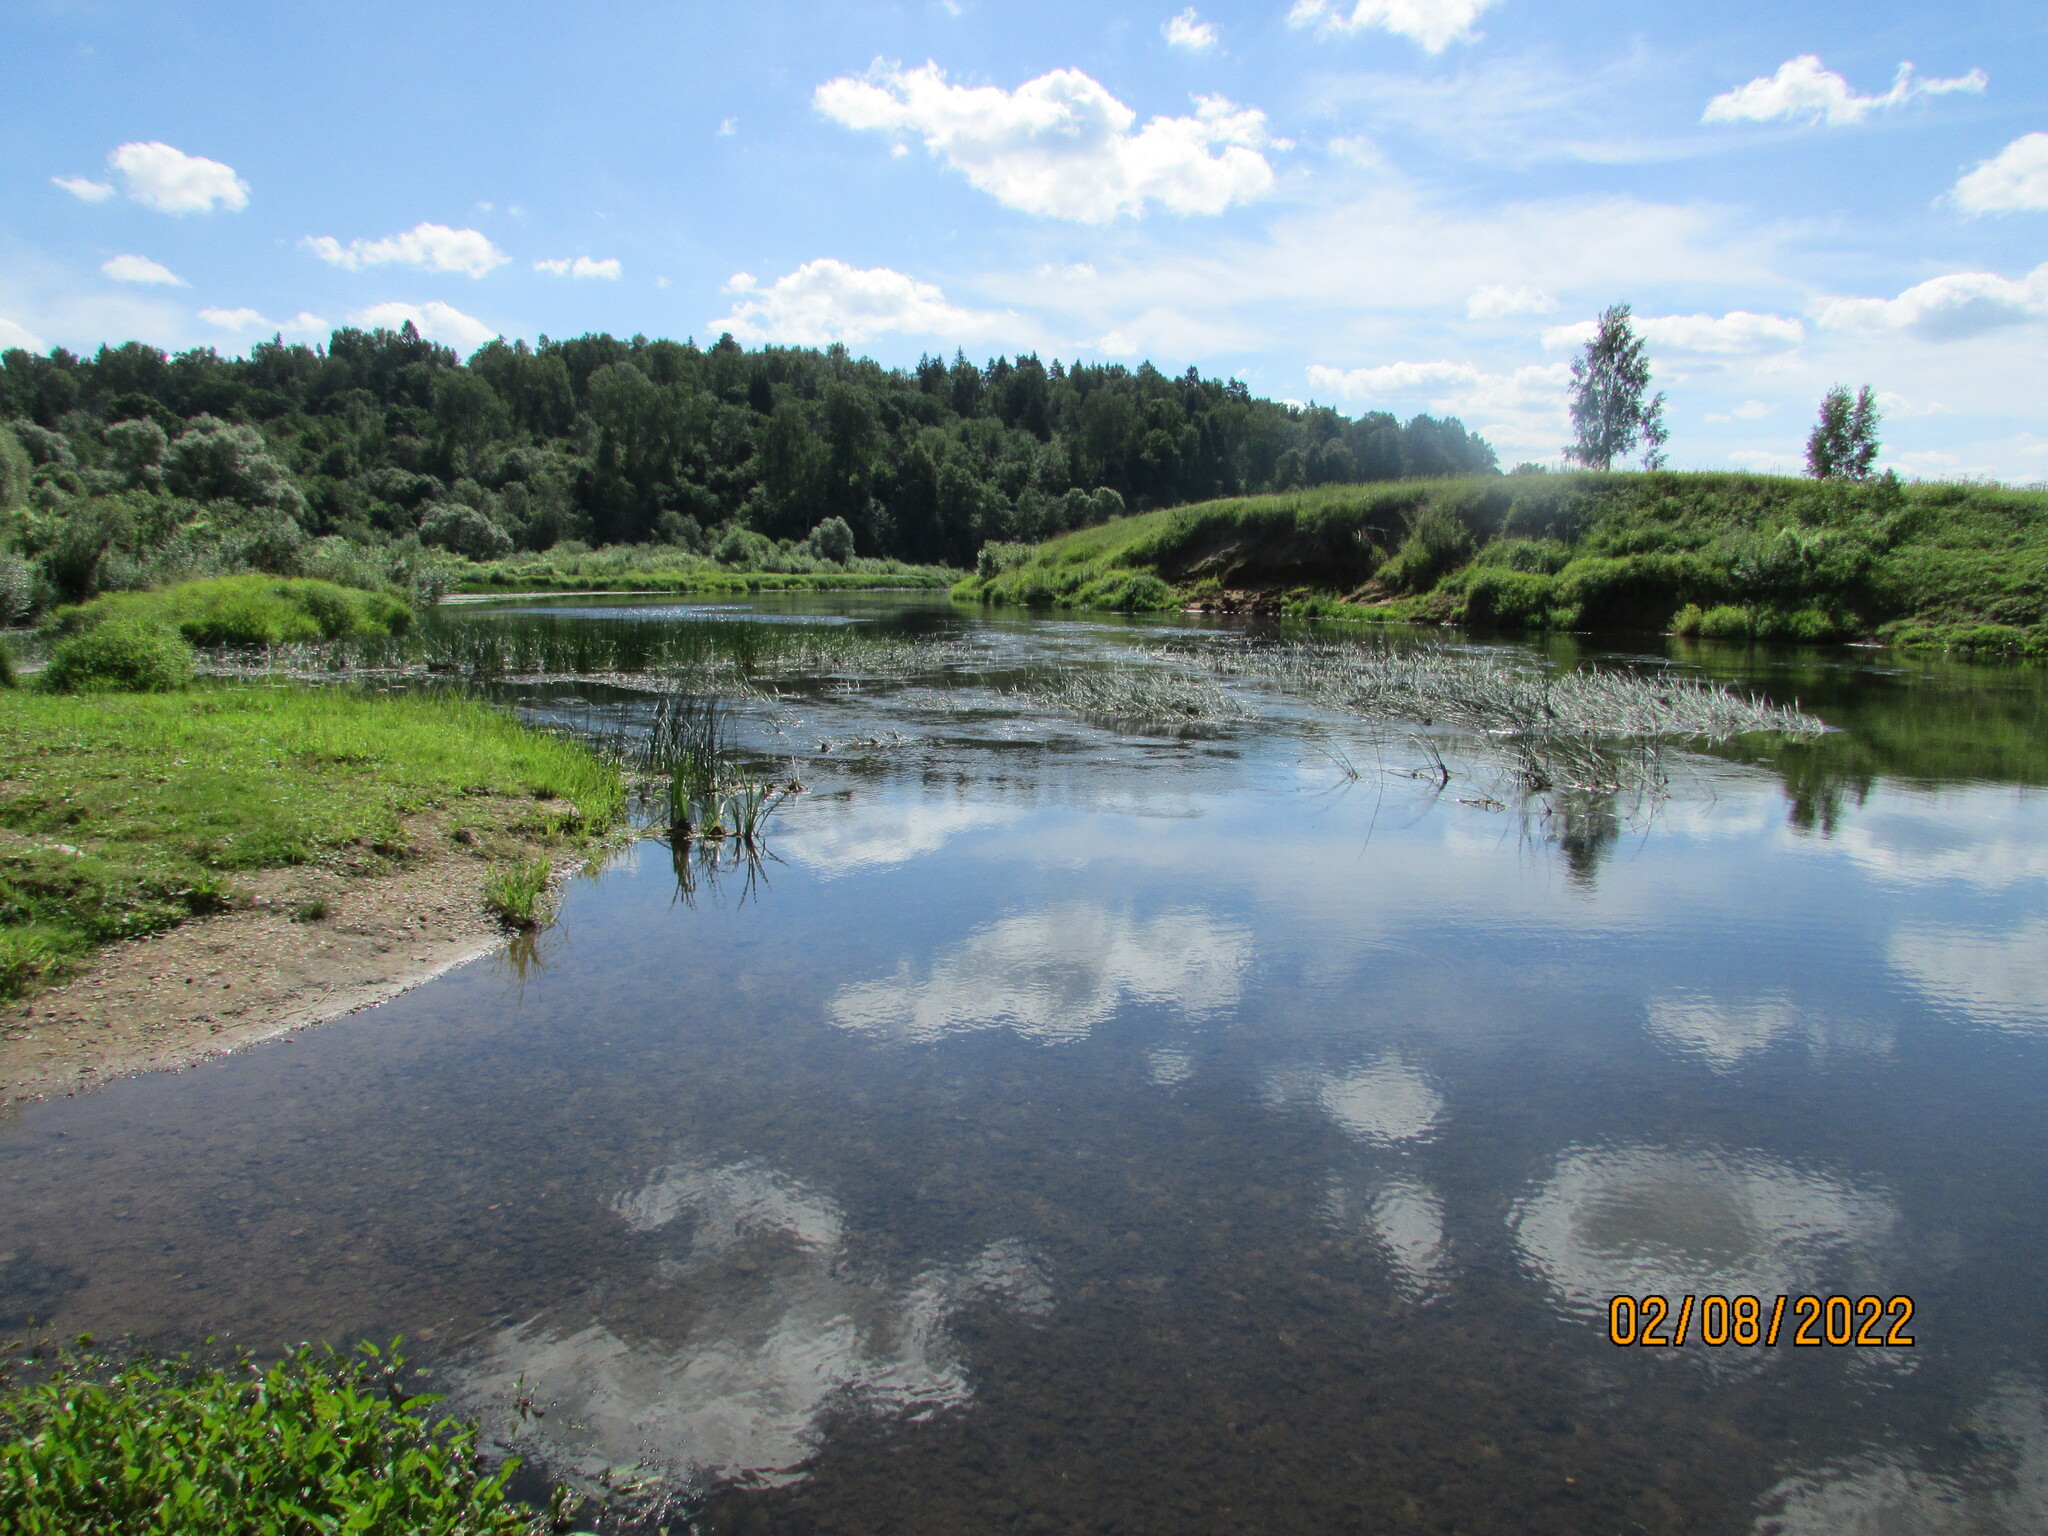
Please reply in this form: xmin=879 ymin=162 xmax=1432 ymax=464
xmin=0 ymin=326 xmax=1499 ymax=579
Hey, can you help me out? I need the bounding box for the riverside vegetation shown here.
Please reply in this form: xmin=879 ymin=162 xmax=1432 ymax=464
xmin=953 ymin=470 xmax=2048 ymax=654
xmin=0 ymin=324 xmax=1494 ymax=621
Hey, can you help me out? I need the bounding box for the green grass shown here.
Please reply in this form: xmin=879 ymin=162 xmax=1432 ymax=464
xmin=0 ymin=684 xmax=624 ymax=998
xmin=38 ymin=621 xmax=195 ymax=694
xmin=0 ymin=1340 xmax=544 ymax=1535
xmin=449 ymin=544 xmax=957 ymax=594
xmin=951 ymin=472 xmax=2048 ymax=649
xmin=53 ymin=576 xmax=413 ymax=648
xmin=481 ymin=857 xmax=554 ymax=928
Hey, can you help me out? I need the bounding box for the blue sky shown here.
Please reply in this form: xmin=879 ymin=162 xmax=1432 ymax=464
xmin=4 ymin=0 xmax=2044 ymax=477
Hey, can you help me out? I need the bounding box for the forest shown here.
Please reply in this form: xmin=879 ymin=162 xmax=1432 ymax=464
xmin=0 ymin=325 xmax=1498 ymax=610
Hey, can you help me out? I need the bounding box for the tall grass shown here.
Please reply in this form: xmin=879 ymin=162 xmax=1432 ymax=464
xmin=482 ymin=857 xmax=555 ymax=928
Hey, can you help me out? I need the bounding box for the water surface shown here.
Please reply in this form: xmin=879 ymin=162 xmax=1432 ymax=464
xmin=5 ymin=596 xmax=2047 ymax=1534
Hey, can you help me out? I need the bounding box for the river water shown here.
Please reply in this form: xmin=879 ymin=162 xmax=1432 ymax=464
xmin=6 ymin=593 xmax=2048 ymax=1534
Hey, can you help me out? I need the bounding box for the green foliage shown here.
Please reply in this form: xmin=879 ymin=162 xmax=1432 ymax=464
xmin=0 ymin=684 xmax=624 ymax=998
xmin=38 ymin=620 xmax=194 ymax=694
xmin=965 ymin=470 xmax=2048 ymax=647
xmin=54 ymin=576 xmax=412 ymax=648
xmin=0 ymin=326 xmax=1497 ymax=597
xmin=482 ymin=857 xmax=554 ymax=928
xmin=1564 ymin=304 xmax=1668 ymax=472
xmin=1807 ymin=385 xmax=1881 ymax=481
xmin=0 ymin=1341 xmax=539 ymax=1535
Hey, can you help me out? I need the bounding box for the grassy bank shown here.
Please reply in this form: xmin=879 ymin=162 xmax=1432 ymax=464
xmin=0 ymin=1341 xmax=547 ymax=1534
xmin=953 ymin=472 xmax=2048 ymax=651
xmin=448 ymin=544 xmax=957 ymax=595
xmin=0 ymin=683 xmax=623 ymax=998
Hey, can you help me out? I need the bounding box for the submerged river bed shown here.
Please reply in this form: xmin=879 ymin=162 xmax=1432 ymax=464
xmin=6 ymin=594 xmax=2048 ymax=1534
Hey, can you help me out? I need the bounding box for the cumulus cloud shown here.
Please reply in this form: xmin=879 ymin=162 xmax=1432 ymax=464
xmin=0 ymin=314 xmax=49 ymax=351
xmin=1541 ymin=309 xmax=1804 ymax=354
xmin=100 ymin=254 xmax=185 ymax=287
xmin=534 ymin=256 xmax=622 ymax=279
xmin=52 ymin=175 xmax=115 ymax=203
xmin=1706 ymin=399 xmax=1775 ymax=423
xmin=350 ymin=300 xmax=496 ymax=352
xmin=1307 ymin=358 xmax=1569 ymax=452
xmin=1287 ymin=0 xmax=1499 ymax=53
xmin=1163 ymin=7 xmax=1217 ymax=51
xmin=106 ymin=142 xmax=249 ymax=214
xmin=305 ymin=223 xmax=509 ymax=278
xmin=1703 ymin=56 xmax=1986 ymax=129
xmin=1465 ymin=283 xmax=1555 ymax=319
xmin=1816 ymin=263 xmax=2048 ymax=341
xmin=198 ymin=307 xmax=330 ymax=336
xmin=1953 ymin=132 xmax=2048 ymax=215
xmin=709 ymin=259 xmax=1014 ymax=347
xmin=815 ymin=61 xmax=1274 ymax=222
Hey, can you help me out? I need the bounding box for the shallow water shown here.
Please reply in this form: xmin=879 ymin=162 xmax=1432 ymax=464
xmin=7 ymin=595 xmax=2048 ymax=1533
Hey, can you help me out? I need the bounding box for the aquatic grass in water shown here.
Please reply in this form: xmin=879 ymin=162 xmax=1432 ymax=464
xmin=1015 ymin=665 xmax=1247 ymax=727
xmin=1191 ymin=640 xmax=1823 ymax=741
xmin=483 ymin=857 xmax=555 ymax=929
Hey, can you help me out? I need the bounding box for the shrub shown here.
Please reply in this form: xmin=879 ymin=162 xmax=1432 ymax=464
xmin=420 ymin=504 xmax=514 ymax=562
xmin=1074 ymin=571 xmax=1178 ymax=612
xmin=976 ymin=541 xmax=1033 ymax=579
xmin=806 ymin=515 xmax=856 ymax=565
xmin=1458 ymin=567 xmax=1559 ymax=629
xmin=1470 ymin=538 xmax=1573 ymax=575
xmin=1377 ymin=505 xmax=1473 ymax=592
xmin=54 ymin=576 xmax=412 ymax=647
xmin=0 ymin=1342 xmax=537 ymax=1535
xmin=1695 ymin=604 xmax=1756 ymax=640
xmin=39 ymin=620 xmax=194 ymax=693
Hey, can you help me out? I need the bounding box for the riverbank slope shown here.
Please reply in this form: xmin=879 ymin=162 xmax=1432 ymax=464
xmin=0 ymin=684 xmax=624 ymax=1107
xmin=953 ymin=472 xmax=2048 ymax=652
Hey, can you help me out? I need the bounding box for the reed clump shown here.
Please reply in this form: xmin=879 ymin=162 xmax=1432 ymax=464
xmin=482 ymin=856 xmax=555 ymax=928
xmin=1016 ymin=665 xmax=1246 ymax=726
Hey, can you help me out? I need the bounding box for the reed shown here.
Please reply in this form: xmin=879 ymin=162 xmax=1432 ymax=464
xmin=482 ymin=857 xmax=555 ymax=929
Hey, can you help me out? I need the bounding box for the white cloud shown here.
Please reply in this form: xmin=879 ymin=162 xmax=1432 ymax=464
xmin=1163 ymin=7 xmax=1217 ymax=51
xmin=305 ymin=222 xmax=509 ymax=278
xmin=0 ymin=314 xmax=49 ymax=351
xmin=718 ymin=116 xmax=738 ymax=137
xmin=1706 ymin=399 xmax=1775 ymax=423
xmin=52 ymin=175 xmax=115 ymax=203
xmin=1703 ymin=56 xmax=1986 ymax=129
xmin=198 ymin=307 xmax=270 ymax=333
xmin=106 ymin=141 xmax=249 ymax=214
xmin=710 ymin=259 xmax=1015 ymax=347
xmin=1541 ymin=309 xmax=1804 ymax=354
xmin=815 ymin=62 xmax=1274 ymax=222
xmin=1729 ymin=449 xmax=1804 ymax=472
xmin=1816 ymin=263 xmax=2048 ymax=341
xmin=1953 ymin=132 xmax=2048 ymax=215
xmin=1465 ymin=283 xmax=1556 ymax=319
xmin=350 ymin=300 xmax=497 ymax=352
xmin=534 ymin=256 xmax=622 ymax=280
xmin=1308 ymin=358 xmax=1570 ymax=451
xmin=1287 ymin=0 xmax=1499 ymax=53
xmin=100 ymin=254 xmax=185 ymax=287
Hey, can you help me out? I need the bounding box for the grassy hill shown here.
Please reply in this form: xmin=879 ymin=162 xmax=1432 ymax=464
xmin=951 ymin=472 xmax=2048 ymax=653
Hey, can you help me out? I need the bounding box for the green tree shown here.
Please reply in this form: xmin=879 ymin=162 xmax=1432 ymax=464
xmin=1564 ymin=304 xmax=1668 ymax=471
xmin=1805 ymin=385 xmax=1881 ymax=481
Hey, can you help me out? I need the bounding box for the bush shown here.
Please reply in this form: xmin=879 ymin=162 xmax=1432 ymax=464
xmin=1378 ymin=505 xmax=1473 ymax=592
xmin=1695 ymin=604 xmax=1756 ymax=640
xmin=419 ymin=504 xmax=514 ymax=562
xmin=0 ymin=1342 xmax=538 ymax=1535
xmin=54 ymin=576 xmax=412 ymax=648
xmin=1471 ymin=538 xmax=1572 ymax=575
xmin=976 ymin=541 xmax=1033 ymax=579
xmin=39 ymin=620 xmax=194 ymax=693
xmin=1458 ymin=567 xmax=1559 ymax=629
xmin=805 ymin=515 xmax=856 ymax=565
xmin=483 ymin=856 xmax=554 ymax=928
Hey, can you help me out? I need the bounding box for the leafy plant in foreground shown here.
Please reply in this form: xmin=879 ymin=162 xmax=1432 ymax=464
xmin=0 ymin=1340 xmax=543 ymax=1535
xmin=482 ymin=857 xmax=555 ymax=929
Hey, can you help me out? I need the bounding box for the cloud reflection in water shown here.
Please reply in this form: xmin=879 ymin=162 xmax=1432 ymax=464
xmin=465 ymin=1158 xmax=1049 ymax=1493
xmin=829 ymin=902 xmax=1251 ymax=1045
xmin=1514 ymin=1145 xmax=1896 ymax=1317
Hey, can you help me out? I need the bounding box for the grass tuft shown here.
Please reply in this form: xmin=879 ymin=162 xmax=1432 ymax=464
xmin=482 ymin=857 xmax=554 ymax=928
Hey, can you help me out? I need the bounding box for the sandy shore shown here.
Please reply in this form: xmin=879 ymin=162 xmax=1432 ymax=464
xmin=0 ymin=805 xmax=597 ymax=1116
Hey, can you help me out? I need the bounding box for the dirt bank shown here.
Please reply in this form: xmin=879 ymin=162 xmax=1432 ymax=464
xmin=0 ymin=805 xmax=598 ymax=1115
